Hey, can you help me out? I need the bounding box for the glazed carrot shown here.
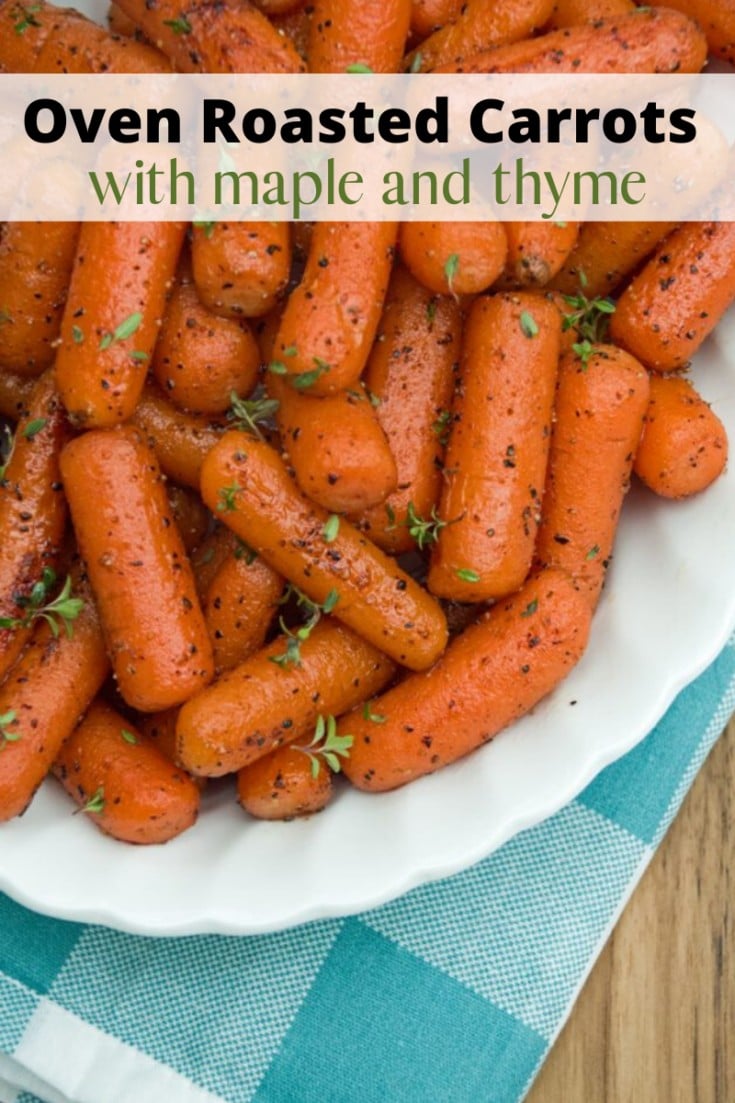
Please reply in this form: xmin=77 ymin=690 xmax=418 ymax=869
xmin=355 ymin=264 xmax=460 ymax=554
xmin=0 ymin=572 xmax=110 ymax=822
xmin=200 ymin=432 xmax=448 ymax=669
xmin=0 ymin=0 xmax=51 ymax=69
xmin=107 ymin=2 xmax=144 ymax=38
xmin=268 ymin=373 xmax=398 ymax=513
xmin=191 ymin=525 xmax=236 ymax=598
xmin=137 ymin=708 xmax=182 ymax=765
xmin=53 ymin=701 xmax=200 ymax=844
xmin=166 ymin=483 xmax=211 ymax=555
xmin=341 ymin=568 xmax=591 ymax=792
xmin=406 ymin=0 xmax=553 ymax=70
xmin=648 ymin=0 xmax=735 ymax=65
xmin=114 ymin=0 xmax=305 ymax=72
xmin=60 ymin=426 xmax=214 ymax=711
xmin=410 ymin=0 xmax=462 ymax=40
xmin=427 ymin=293 xmax=560 ymax=602
xmin=176 ymin=618 xmax=395 ymax=776
xmin=609 ymin=222 xmax=735 ymax=373
xmin=272 ymin=222 xmax=398 ymax=396
xmin=549 ymin=220 xmax=678 ymax=299
xmin=534 ymin=345 xmax=650 ymax=608
xmin=152 ymin=268 xmax=259 ymax=416
xmin=203 ymin=547 xmax=284 ymax=675
xmin=132 ymin=382 xmax=224 ymax=489
xmin=546 ymin=0 xmax=635 ymax=30
xmin=438 ymin=8 xmax=708 ymax=72
xmin=0 ymin=223 xmax=79 ymax=376
xmin=502 ymin=222 xmax=581 ymax=289
xmin=0 ymin=372 xmax=70 ymax=683
xmin=237 ymin=745 xmax=332 ymax=820
xmin=55 ymin=222 xmax=186 ymax=428
xmin=0 ymin=371 xmax=33 ymax=420
xmin=191 ymin=223 xmax=291 ymax=321
xmin=399 ymin=221 xmax=507 ymax=297
xmin=308 ymin=0 xmax=411 ymax=72
xmin=633 ymin=374 xmax=728 ymax=499
xmin=31 ymin=7 xmax=170 ymax=71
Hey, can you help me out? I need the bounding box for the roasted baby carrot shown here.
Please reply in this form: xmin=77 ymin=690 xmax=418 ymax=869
xmin=55 ymin=222 xmax=186 ymax=428
xmin=31 ymin=7 xmax=170 ymax=71
xmin=107 ymin=2 xmax=144 ymax=38
xmin=399 ymin=221 xmax=507 ymax=296
xmin=0 ymin=372 xmax=70 ymax=683
xmin=438 ymin=8 xmax=707 ymax=72
xmin=200 ymin=432 xmax=448 ymax=669
xmin=355 ymin=264 xmax=460 ymax=554
xmin=152 ymin=268 xmax=259 ymax=416
xmin=166 ymin=483 xmax=210 ymax=555
xmin=534 ymin=345 xmax=650 ymax=608
xmin=546 ymin=0 xmax=635 ymax=29
xmin=0 ymin=571 xmax=109 ymax=821
xmin=0 ymin=371 xmax=33 ymax=420
xmin=268 ymin=373 xmax=398 ymax=513
xmin=633 ymin=374 xmax=728 ymax=499
xmin=176 ymin=618 xmax=395 ymax=776
xmin=0 ymin=223 xmax=79 ymax=376
xmin=502 ymin=222 xmax=580 ymax=289
xmin=132 ymin=382 xmax=224 ymax=489
xmin=406 ymin=0 xmax=553 ymax=70
xmin=191 ymin=223 xmax=292 ymax=321
xmin=609 ymin=222 xmax=735 ymax=373
xmin=549 ymin=220 xmax=678 ymax=299
xmin=410 ymin=0 xmax=462 ymax=39
xmin=648 ymin=0 xmax=735 ymax=65
xmin=0 ymin=0 xmax=52 ymax=69
xmin=308 ymin=0 xmax=411 ymax=72
xmin=428 ymin=293 xmax=561 ymax=602
xmin=341 ymin=568 xmax=591 ymax=792
xmin=203 ymin=546 xmax=284 ymax=674
xmin=237 ymin=744 xmax=332 ymax=819
xmin=60 ymin=426 xmax=214 ymax=711
xmin=272 ymin=222 xmax=397 ymax=396
xmin=53 ymin=700 xmax=200 ymax=844
xmin=269 ymin=4 xmax=310 ymax=60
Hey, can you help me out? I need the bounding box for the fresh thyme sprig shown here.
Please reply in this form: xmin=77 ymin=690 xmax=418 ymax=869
xmin=561 ymin=273 xmax=616 ymax=366
xmin=227 ymin=389 xmax=280 ymax=441
xmin=269 ymin=585 xmax=340 ymax=669
xmin=0 ymin=569 xmax=84 ymax=639
xmin=295 ymin=714 xmax=353 ymax=779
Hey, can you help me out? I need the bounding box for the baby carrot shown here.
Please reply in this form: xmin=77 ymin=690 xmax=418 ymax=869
xmin=152 ymin=268 xmax=259 ymax=416
xmin=648 ymin=0 xmax=735 ymax=65
xmin=107 ymin=2 xmax=144 ymax=38
xmin=549 ymin=221 xmax=678 ymax=299
xmin=237 ymin=745 xmax=332 ymax=820
xmin=546 ymin=0 xmax=635 ymax=29
xmin=177 ymin=618 xmax=395 ymax=776
xmin=534 ymin=344 xmax=650 ymax=608
xmin=200 ymin=432 xmax=448 ymax=669
xmin=132 ymin=382 xmax=225 ymax=489
xmin=0 ymin=223 xmax=79 ymax=377
xmin=428 ymin=293 xmax=561 ymax=602
xmin=191 ymin=222 xmax=291 ymax=321
xmin=340 ymin=568 xmax=591 ymax=792
xmin=355 ymin=264 xmax=460 ymax=554
xmin=53 ymin=701 xmax=200 ymax=844
xmin=308 ymin=0 xmax=411 ymax=72
xmin=31 ymin=8 xmax=170 ymax=71
xmin=399 ymin=221 xmax=507 ymax=296
xmin=166 ymin=483 xmax=210 ymax=555
xmin=633 ymin=374 xmax=728 ymax=499
xmin=0 ymin=371 xmax=33 ymax=420
xmin=60 ymin=426 xmax=214 ymax=711
xmin=502 ymin=222 xmax=580 ymax=289
xmin=410 ymin=0 xmax=462 ymax=40
xmin=55 ymin=222 xmax=186 ymax=428
xmin=269 ymin=5 xmax=310 ymax=60
xmin=609 ymin=222 xmax=735 ymax=373
xmin=268 ymin=373 xmax=398 ymax=513
xmin=407 ymin=0 xmax=553 ymax=70
xmin=272 ymin=222 xmax=398 ymax=396
xmin=203 ymin=547 xmax=284 ymax=675
xmin=0 ymin=571 xmax=110 ymax=822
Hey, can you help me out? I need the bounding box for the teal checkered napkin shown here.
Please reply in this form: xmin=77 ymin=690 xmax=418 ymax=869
xmin=1 ymin=635 xmax=734 ymax=1103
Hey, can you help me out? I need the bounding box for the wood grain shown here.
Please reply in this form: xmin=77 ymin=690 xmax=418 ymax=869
xmin=527 ymin=714 xmax=735 ymax=1103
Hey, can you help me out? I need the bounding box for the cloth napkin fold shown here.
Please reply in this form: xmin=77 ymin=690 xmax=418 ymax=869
xmin=1 ymin=634 xmax=734 ymax=1103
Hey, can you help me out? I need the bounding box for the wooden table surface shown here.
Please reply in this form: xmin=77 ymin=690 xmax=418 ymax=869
xmin=527 ymin=713 xmax=734 ymax=1103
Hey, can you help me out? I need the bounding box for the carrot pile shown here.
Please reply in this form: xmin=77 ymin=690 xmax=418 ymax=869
xmin=0 ymin=0 xmax=732 ymax=842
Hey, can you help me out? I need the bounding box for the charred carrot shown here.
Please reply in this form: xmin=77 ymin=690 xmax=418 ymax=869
xmin=0 ymin=372 xmax=70 ymax=683
xmin=648 ymin=0 xmax=735 ymax=65
xmin=237 ymin=744 xmax=332 ymax=819
xmin=203 ymin=546 xmax=284 ymax=674
xmin=60 ymin=426 xmax=214 ymax=711
xmin=341 ymin=568 xmax=591 ymax=792
xmin=399 ymin=221 xmax=507 ymax=297
xmin=166 ymin=483 xmax=210 ymax=555
xmin=633 ymin=374 xmax=728 ymax=499
xmin=191 ymin=222 xmax=291 ymax=321
xmin=272 ymin=222 xmax=398 ymax=396
xmin=546 ymin=0 xmax=635 ymax=29
xmin=438 ymin=8 xmax=707 ymax=72
xmin=549 ymin=220 xmax=678 ymax=299
xmin=0 ymin=571 xmax=109 ymax=821
xmin=355 ymin=264 xmax=460 ymax=554
xmin=200 ymin=432 xmax=448 ymax=669
xmin=53 ymin=700 xmax=200 ymax=844
xmin=534 ymin=344 xmax=650 ymax=608
xmin=428 ymin=293 xmax=561 ymax=602
xmin=502 ymin=222 xmax=580 ymax=289
xmin=176 ymin=618 xmax=395 ymax=775
xmin=268 ymin=373 xmax=398 ymax=513
xmin=0 ymin=223 xmax=79 ymax=376
xmin=132 ymin=382 xmax=224 ymax=489
xmin=609 ymin=222 xmax=735 ymax=373
xmin=152 ymin=267 xmax=259 ymax=416
xmin=55 ymin=222 xmax=186 ymax=428
xmin=407 ymin=0 xmax=553 ymax=70
xmin=0 ymin=371 xmax=33 ymax=420
xmin=308 ymin=0 xmax=411 ymax=72
xmin=31 ymin=7 xmax=170 ymax=71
